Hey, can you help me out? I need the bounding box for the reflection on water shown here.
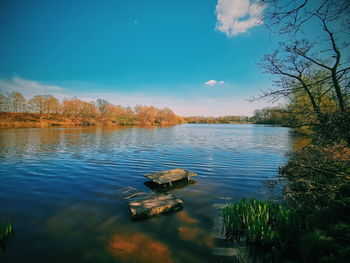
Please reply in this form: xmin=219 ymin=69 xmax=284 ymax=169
xmin=0 ymin=124 xmax=293 ymax=262
xmin=178 ymin=227 xmax=214 ymax=247
xmin=175 ymin=211 xmax=198 ymax=224
xmin=109 ymin=232 xmax=174 ymax=263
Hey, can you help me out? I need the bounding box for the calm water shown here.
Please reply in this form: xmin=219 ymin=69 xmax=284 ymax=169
xmin=0 ymin=124 xmax=293 ymax=263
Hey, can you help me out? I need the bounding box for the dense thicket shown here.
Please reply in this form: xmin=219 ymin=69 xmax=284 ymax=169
xmin=251 ymin=107 xmax=291 ymax=126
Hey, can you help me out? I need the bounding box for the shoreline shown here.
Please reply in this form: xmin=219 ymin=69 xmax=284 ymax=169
xmin=0 ymin=121 xmax=178 ymax=128
xmin=0 ymin=121 xmax=258 ymax=128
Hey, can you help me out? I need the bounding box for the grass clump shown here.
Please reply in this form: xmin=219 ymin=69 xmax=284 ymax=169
xmin=0 ymin=221 xmax=13 ymax=251
xmin=0 ymin=222 xmax=12 ymax=241
xmin=222 ymin=199 xmax=282 ymax=246
xmin=222 ymin=199 xmax=304 ymax=254
xmin=222 ymin=199 xmax=338 ymax=262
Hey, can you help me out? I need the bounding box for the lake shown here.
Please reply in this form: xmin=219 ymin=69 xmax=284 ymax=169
xmin=0 ymin=124 xmax=293 ymax=263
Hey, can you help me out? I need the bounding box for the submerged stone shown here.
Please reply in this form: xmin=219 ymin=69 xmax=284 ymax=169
xmin=128 ymin=194 xmax=183 ymax=220
xmin=144 ymin=168 xmax=196 ymax=185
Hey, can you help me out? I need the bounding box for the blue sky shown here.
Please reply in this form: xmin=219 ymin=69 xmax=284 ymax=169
xmin=0 ymin=0 xmax=281 ymax=116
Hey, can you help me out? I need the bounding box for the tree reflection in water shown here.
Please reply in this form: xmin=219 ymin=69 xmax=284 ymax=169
xmin=109 ymin=232 xmax=174 ymax=263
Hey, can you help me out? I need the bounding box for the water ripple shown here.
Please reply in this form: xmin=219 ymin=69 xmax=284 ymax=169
xmin=0 ymin=124 xmax=293 ymax=263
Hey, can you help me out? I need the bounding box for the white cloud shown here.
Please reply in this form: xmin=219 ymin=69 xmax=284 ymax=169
xmin=0 ymin=77 xmax=68 ymax=99
xmin=215 ymin=0 xmax=266 ymax=37
xmin=204 ymin=80 xmax=217 ymax=86
xmin=204 ymin=80 xmax=225 ymax=86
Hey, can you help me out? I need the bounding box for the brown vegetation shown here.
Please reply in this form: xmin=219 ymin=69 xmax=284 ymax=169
xmin=0 ymin=91 xmax=183 ymax=127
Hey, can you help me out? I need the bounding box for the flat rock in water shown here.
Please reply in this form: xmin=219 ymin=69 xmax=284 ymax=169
xmin=144 ymin=179 xmax=196 ymax=193
xmin=128 ymin=194 xmax=183 ymax=220
xmin=144 ymin=168 xmax=196 ymax=185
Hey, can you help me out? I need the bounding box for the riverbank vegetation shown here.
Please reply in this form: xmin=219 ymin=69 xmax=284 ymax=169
xmin=223 ymin=1 xmax=350 ymax=262
xmin=184 ymin=115 xmax=251 ymax=124
xmin=0 ymin=91 xmax=183 ymax=127
xmin=223 ymin=142 xmax=350 ymax=262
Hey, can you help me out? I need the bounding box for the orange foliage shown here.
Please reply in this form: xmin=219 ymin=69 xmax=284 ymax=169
xmin=0 ymin=91 xmax=182 ymax=126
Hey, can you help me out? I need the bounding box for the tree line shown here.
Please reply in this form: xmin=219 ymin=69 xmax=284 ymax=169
xmin=184 ymin=115 xmax=251 ymax=124
xmin=0 ymin=91 xmax=182 ymax=126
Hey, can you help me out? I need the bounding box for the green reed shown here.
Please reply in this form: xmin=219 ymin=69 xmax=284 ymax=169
xmin=0 ymin=222 xmax=13 ymax=241
xmin=222 ymin=199 xmax=297 ymax=247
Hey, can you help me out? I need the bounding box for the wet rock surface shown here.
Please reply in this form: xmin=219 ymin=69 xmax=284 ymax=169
xmin=144 ymin=168 xmax=196 ymax=185
xmin=129 ymin=194 xmax=183 ymax=220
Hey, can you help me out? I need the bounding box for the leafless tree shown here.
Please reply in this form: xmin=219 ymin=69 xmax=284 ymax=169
xmin=0 ymin=91 xmax=11 ymax=113
xmin=28 ymin=95 xmax=45 ymax=115
xmin=254 ymin=0 xmax=350 ymax=142
xmin=96 ymin=99 xmax=110 ymax=115
xmin=10 ymin=92 xmax=26 ymax=112
xmin=260 ymin=0 xmax=350 ymax=34
xmin=44 ymin=96 xmax=60 ymax=115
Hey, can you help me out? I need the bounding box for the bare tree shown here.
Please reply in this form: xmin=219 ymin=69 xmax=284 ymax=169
xmin=0 ymin=91 xmax=11 ymax=113
xmin=255 ymin=0 xmax=350 ymax=142
xmin=62 ymin=98 xmax=81 ymax=118
xmin=62 ymin=98 xmax=97 ymax=121
xmin=157 ymin=107 xmax=177 ymax=125
xmin=80 ymin=101 xmax=97 ymax=120
xmin=134 ymin=105 xmax=157 ymax=125
xmin=28 ymin=95 xmax=45 ymax=115
xmin=96 ymin=99 xmax=110 ymax=115
xmin=260 ymin=0 xmax=350 ymax=34
xmin=44 ymin=96 xmax=60 ymax=115
xmin=10 ymin=92 xmax=26 ymax=112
